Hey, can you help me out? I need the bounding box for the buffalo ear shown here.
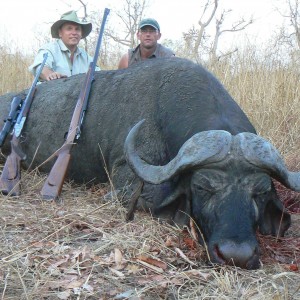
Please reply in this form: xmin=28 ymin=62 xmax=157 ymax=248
xmin=258 ymin=185 xmax=291 ymax=237
xmin=153 ymin=180 xmax=192 ymax=225
xmin=161 ymin=193 xmax=191 ymax=225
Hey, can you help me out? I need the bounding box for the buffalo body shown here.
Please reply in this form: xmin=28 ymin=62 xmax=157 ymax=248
xmin=0 ymin=58 xmax=296 ymax=269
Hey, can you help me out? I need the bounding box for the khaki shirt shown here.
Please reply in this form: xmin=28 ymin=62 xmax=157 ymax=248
xmin=128 ymin=44 xmax=175 ymax=66
xmin=29 ymin=39 xmax=100 ymax=77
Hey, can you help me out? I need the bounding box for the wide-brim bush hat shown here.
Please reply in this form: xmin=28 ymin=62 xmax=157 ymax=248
xmin=51 ymin=10 xmax=92 ymax=39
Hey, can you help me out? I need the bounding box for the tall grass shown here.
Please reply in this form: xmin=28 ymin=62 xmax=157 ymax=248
xmin=207 ymin=44 xmax=300 ymax=157
xmin=0 ymin=44 xmax=33 ymax=94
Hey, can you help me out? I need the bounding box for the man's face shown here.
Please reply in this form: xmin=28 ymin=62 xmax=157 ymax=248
xmin=59 ymin=22 xmax=82 ymax=49
xmin=137 ymin=25 xmax=161 ymax=49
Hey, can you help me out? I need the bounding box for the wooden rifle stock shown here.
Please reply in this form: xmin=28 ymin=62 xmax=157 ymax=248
xmin=0 ymin=53 xmax=48 ymax=196
xmin=40 ymin=87 xmax=86 ymax=200
xmin=0 ymin=135 xmax=26 ymax=196
xmin=40 ymin=146 xmax=71 ymax=200
xmin=41 ymin=8 xmax=110 ymax=200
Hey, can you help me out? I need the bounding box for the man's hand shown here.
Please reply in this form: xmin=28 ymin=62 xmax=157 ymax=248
xmin=46 ymin=71 xmax=67 ymax=81
xmin=40 ymin=66 xmax=67 ymax=81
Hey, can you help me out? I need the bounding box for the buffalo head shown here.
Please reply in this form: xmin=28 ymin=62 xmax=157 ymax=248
xmin=124 ymin=120 xmax=297 ymax=269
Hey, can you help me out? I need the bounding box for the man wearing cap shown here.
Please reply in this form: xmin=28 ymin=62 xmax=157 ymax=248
xmin=118 ymin=18 xmax=175 ymax=69
xmin=29 ymin=10 xmax=99 ymax=81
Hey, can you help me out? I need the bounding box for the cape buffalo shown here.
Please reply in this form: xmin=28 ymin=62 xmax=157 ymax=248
xmin=0 ymin=57 xmax=297 ymax=269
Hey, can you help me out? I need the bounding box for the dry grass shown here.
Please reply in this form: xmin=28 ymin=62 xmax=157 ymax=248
xmin=0 ymin=41 xmax=300 ymax=299
xmin=0 ymin=170 xmax=299 ymax=299
xmin=0 ymin=45 xmax=33 ymax=95
xmin=211 ymin=50 xmax=300 ymax=155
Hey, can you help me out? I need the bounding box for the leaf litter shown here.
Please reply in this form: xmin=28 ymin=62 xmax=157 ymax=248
xmin=0 ymin=168 xmax=299 ymax=299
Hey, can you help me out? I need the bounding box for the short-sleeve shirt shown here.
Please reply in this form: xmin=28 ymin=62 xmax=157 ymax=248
xmin=29 ymin=39 xmax=100 ymax=77
xmin=128 ymin=44 xmax=175 ymax=66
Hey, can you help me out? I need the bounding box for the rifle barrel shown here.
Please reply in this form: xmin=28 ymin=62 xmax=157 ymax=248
xmin=14 ymin=53 xmax=48 ymax=138
xmin=0 ymin=96 xmax=23 ymax=147
xmin=41 ymin=8 xmax=110 ymax=200
xmin=0 ymin=52 xmax=48 ymax=196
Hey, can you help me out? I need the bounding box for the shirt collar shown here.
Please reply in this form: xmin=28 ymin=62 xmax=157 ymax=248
xmin=57 ymin=39 xmax=81 ymax=55
xmin=133 ymin=44 xmax=159 ymax=60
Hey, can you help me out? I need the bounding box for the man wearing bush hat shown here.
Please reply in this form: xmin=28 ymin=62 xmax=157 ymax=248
xmin=29 ymin=10 xmax=99 ymax=81
xmin=118 ymin=18 xmax=175 ymax=69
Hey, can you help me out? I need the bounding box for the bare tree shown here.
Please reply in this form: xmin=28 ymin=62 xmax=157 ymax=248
xmin=278 ymin=0 xmax=300 ymax=49
xmin=210 ymin=10 xmax=253 ymax=63
xmin=106 ymin=0 xmax=149 ymax=48
xmin=287 ymin=0 xmax=300 ymax=48
xmin=182 ymin=0 xmax=218 ymax=62
xmin=272 ymin=0 xmax=300 ymax=65
xmin=194 ymin=0 xmax=218 ymax=57
xmin=183 ymin=0 xmax=253 ymax=64
xmin=78 ymin=0 xmax=89 ymax=51
xmin=73 ymin=1 xmax=120 ymax=68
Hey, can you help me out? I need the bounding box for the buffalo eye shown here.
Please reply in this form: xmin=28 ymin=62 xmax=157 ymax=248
xmin=252 ymin=175 xmax=272 ymax=199
xmin=191 ymin=174 xmax=217 ymax=195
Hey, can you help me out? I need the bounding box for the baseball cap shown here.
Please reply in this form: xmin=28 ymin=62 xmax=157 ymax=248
xmin=138 ymin=18 xmax=160 ymax=31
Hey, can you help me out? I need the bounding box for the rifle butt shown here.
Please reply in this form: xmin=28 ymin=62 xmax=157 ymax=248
xmin=41 ymin=152 xmax=71 ymax=201
xmin=0 ymin=153 xmax=21 ymax=196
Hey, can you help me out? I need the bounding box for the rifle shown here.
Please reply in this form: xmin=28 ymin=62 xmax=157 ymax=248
xmin=41 ymin=8 xmax=110 ymax=200
xmin=0 ymin=52 xmax=48 ymax=196
xmin=0 ymin=96 xmax=23 ymax=147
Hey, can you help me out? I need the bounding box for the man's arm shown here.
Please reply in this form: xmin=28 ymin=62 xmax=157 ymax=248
xmin=118 ymin=53 xmax=129 ymax=69
xmin=29 ymin=49 xmax=67 ymax=81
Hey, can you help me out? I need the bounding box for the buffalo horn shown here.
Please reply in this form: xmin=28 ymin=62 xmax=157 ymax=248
xmin=124 ymin=120 xmax=232 ymax=184
xmin=237 ymin=133 xmax=300 ymax=192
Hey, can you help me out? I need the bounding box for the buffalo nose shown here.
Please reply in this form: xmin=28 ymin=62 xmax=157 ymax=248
xmin=214 ymin=240 xmax=260 ymax=269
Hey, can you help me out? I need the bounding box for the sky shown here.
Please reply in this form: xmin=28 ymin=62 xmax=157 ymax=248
xmin=0 ymin=0 xmax=289 ymax=53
